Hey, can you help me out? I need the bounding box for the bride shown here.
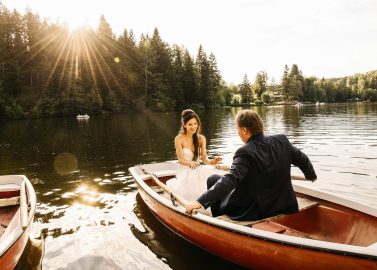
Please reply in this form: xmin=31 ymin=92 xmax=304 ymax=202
xmin=166 ymin=109 xmax=224 ymax=205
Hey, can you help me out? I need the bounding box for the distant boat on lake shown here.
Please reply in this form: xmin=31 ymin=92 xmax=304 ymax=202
xmin=76 ymin=114 xmax=90 ymax=120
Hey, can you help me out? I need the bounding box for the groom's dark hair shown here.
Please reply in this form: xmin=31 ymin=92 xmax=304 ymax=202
xmin=236 ymin=109 xmax=264 ymax=135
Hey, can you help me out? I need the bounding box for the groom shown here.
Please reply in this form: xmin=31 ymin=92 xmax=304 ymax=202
xmin=185 ymin=109 xmax=317 ymax=221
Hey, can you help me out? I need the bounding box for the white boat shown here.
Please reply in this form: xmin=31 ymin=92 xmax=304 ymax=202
xmin=0 ymin=175 xmax=37 ymax=270
xmin=129 ymin=162 xmax=377 ymax=270
xmin=76 ymin=114 xmax=90 ymax=119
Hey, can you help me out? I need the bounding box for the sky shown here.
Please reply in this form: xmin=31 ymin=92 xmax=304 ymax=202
xmin=2 ymin=0 xmax=377 ymax=84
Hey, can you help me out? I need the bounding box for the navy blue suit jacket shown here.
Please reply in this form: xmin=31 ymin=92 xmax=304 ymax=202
xmin=197 ymin=134 xmax=317 ymax=221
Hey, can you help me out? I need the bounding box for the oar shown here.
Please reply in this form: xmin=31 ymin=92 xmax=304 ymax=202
xmin=138 ymin=166 xmax=196 ymax=213
xmin=150 ymin=173 xmax=190 ymax=207
xmin=20 ymin=181 xmax=28 ymax=229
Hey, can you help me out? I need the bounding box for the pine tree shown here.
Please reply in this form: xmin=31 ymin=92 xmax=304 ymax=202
xmin=148 ymin=28 xmax=175 ymax=111
xmin=195 ymin=45 xmax=210 ymax=106
xmin=208 ymin=53 xmax=222 ymax=107
xmin=95 ymin=15 xmax=123 ymax=111
xmin=172 ymin=45 xmax=185 ymax=108
xmin=239 ymin=74 xmax=252 ymax=103
xmin=281 ymin=65 xmax=290 ymax=100
xmin=288 ymin=64 xmax=303 ymax=100
xmin=97 ymin=15 xmax=115 ymax=40
xmin=182 ymin=49 xmax=197 ymax=105
xmin=117 ymin=28 xmax=144 ymax=104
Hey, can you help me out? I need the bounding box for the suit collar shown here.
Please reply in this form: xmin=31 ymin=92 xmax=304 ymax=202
xmin=247 ymin=134 xmax=265 ymax=143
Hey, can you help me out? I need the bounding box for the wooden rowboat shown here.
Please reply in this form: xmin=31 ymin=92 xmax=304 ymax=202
xmin=129 ymin=162 xmax=377 ymax=270
xmin=0 ymin=175 xmax=37 ymax=270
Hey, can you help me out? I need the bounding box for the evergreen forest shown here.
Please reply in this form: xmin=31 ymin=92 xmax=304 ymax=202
xmin=1 ymin=3 xmax=376 ymax=120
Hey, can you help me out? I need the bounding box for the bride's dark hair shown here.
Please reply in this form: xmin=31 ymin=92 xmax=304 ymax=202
xmin=180 ymin=109 xmax=201 ymax=160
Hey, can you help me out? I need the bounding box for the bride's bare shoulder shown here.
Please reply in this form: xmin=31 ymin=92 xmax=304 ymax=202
xmin=198 ymin=134 xmax=206 ymax=143
xmin=175 ymin=134 xmax=184 ymax=143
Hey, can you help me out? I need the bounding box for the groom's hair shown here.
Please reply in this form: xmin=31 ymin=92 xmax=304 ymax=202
xmin=236 ymin=109 xmax=264 ymax=135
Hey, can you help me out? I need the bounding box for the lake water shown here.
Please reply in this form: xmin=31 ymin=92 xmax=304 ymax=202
xmin=1 ymin=102 xmax=376 ymax=269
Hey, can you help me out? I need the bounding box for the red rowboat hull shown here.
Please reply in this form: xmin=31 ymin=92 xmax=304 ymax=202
xmin=0 ymin=223 xmax=31 ymax=270
xmin=138 ymin=187 xmax=377 ymax=270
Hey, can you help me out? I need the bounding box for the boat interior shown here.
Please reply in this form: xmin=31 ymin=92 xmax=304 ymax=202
xmin=145 ymin=175 xmax=377 ymax=248
xmin=0 ymin=185 xmax=21 ymax=240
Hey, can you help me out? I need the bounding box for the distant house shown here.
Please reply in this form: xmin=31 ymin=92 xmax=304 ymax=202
xmin=269 ymin=91 xmax=284 ymax=102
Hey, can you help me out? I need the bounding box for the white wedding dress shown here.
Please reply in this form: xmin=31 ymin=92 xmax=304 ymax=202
xmin=166 ymin=148 xmax=226 ymax=206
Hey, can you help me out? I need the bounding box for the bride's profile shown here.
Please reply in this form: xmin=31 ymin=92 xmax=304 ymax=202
xmin=166 ymin=109 xmax=224 ymax=208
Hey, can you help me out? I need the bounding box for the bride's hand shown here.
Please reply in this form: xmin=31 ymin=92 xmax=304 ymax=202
xmin=189 ymin=161 xmax=200 ymax=169
xmin=212 ymin=156 xmax=222 ymax=165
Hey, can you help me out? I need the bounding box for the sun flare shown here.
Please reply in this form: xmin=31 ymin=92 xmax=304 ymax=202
xmin=64 ymin=17 xmax=93 ymax=32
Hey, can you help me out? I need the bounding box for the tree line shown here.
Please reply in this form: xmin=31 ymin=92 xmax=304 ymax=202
xmin=1 ymin=3 xmax=376 ymax=120
xmin=236 ymin=64 xmax=377 ymax=105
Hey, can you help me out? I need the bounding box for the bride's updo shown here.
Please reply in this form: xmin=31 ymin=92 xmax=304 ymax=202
xmin=180 ymin=109 xmax=201 ymax=160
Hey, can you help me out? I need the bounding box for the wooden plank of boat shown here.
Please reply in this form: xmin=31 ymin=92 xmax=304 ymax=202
xmin=129 ymin=162 xmax=377 ymax=270
xmin=0 ymin=175 xmax=37 ymax=270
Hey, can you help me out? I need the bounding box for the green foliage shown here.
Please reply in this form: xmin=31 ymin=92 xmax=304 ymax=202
xmin=261 ymin=92 xmax=271 ymax=104
xmin=253 ymin=71 xmax=268 ymax=98
xmin=221 ymin=84 xmax=237 ymax=106
xmin=231 ymin=94 xmax=242 ymax=105
xmin=361 ymin=88 xmax=377 ymax=101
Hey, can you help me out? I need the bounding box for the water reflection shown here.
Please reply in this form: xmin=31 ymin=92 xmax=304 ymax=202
xmin=130 ymin=194 xmax=246 ymax=270
xmin=0 ymin=103 xmax=375 ymax=269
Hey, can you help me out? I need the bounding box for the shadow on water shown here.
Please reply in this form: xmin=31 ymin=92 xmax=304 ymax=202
xmin=15 ymin=238 xmax=44 ymax=270
xmin=130 ymin=194 xmax=247 ymax=270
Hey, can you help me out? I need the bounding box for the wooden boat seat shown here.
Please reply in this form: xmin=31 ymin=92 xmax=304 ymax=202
xmin=0 ymin=185 xmax=21 ymax=208
xmin=0 ymin=184 xmax=19 ymax=192
xmin=297 ymin=196 xmax=319 ymax=211
xmin=0 ymin=197 xmax=20 ymax=207
xmin=215 ymin=215 xmax=257 ymax=226
xmin=252 ymin=221 xmax=287 ymax=233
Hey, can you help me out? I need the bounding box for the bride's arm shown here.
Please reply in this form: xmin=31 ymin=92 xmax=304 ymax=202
xmin=175 ymin=136 xmax=199 ymax=168
xmin=200 ymin=135 xmax=222 ymax=165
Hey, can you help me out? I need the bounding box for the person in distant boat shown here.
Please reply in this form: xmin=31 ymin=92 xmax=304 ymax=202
xmin=166 ymin=109 xmax=223 ymax=203
xmin=185 ymin=109 xmax=317 ymax=221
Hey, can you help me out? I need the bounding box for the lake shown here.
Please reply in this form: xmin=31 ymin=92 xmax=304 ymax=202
xmin=1 ymin=102 xmax=376 ymax=269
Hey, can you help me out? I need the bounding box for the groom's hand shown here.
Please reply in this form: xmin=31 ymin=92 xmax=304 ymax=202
xmin=215 ymin=164 xmax=230 ymax=171
xmin=185 ymin=201 xmax=202 ymax=215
